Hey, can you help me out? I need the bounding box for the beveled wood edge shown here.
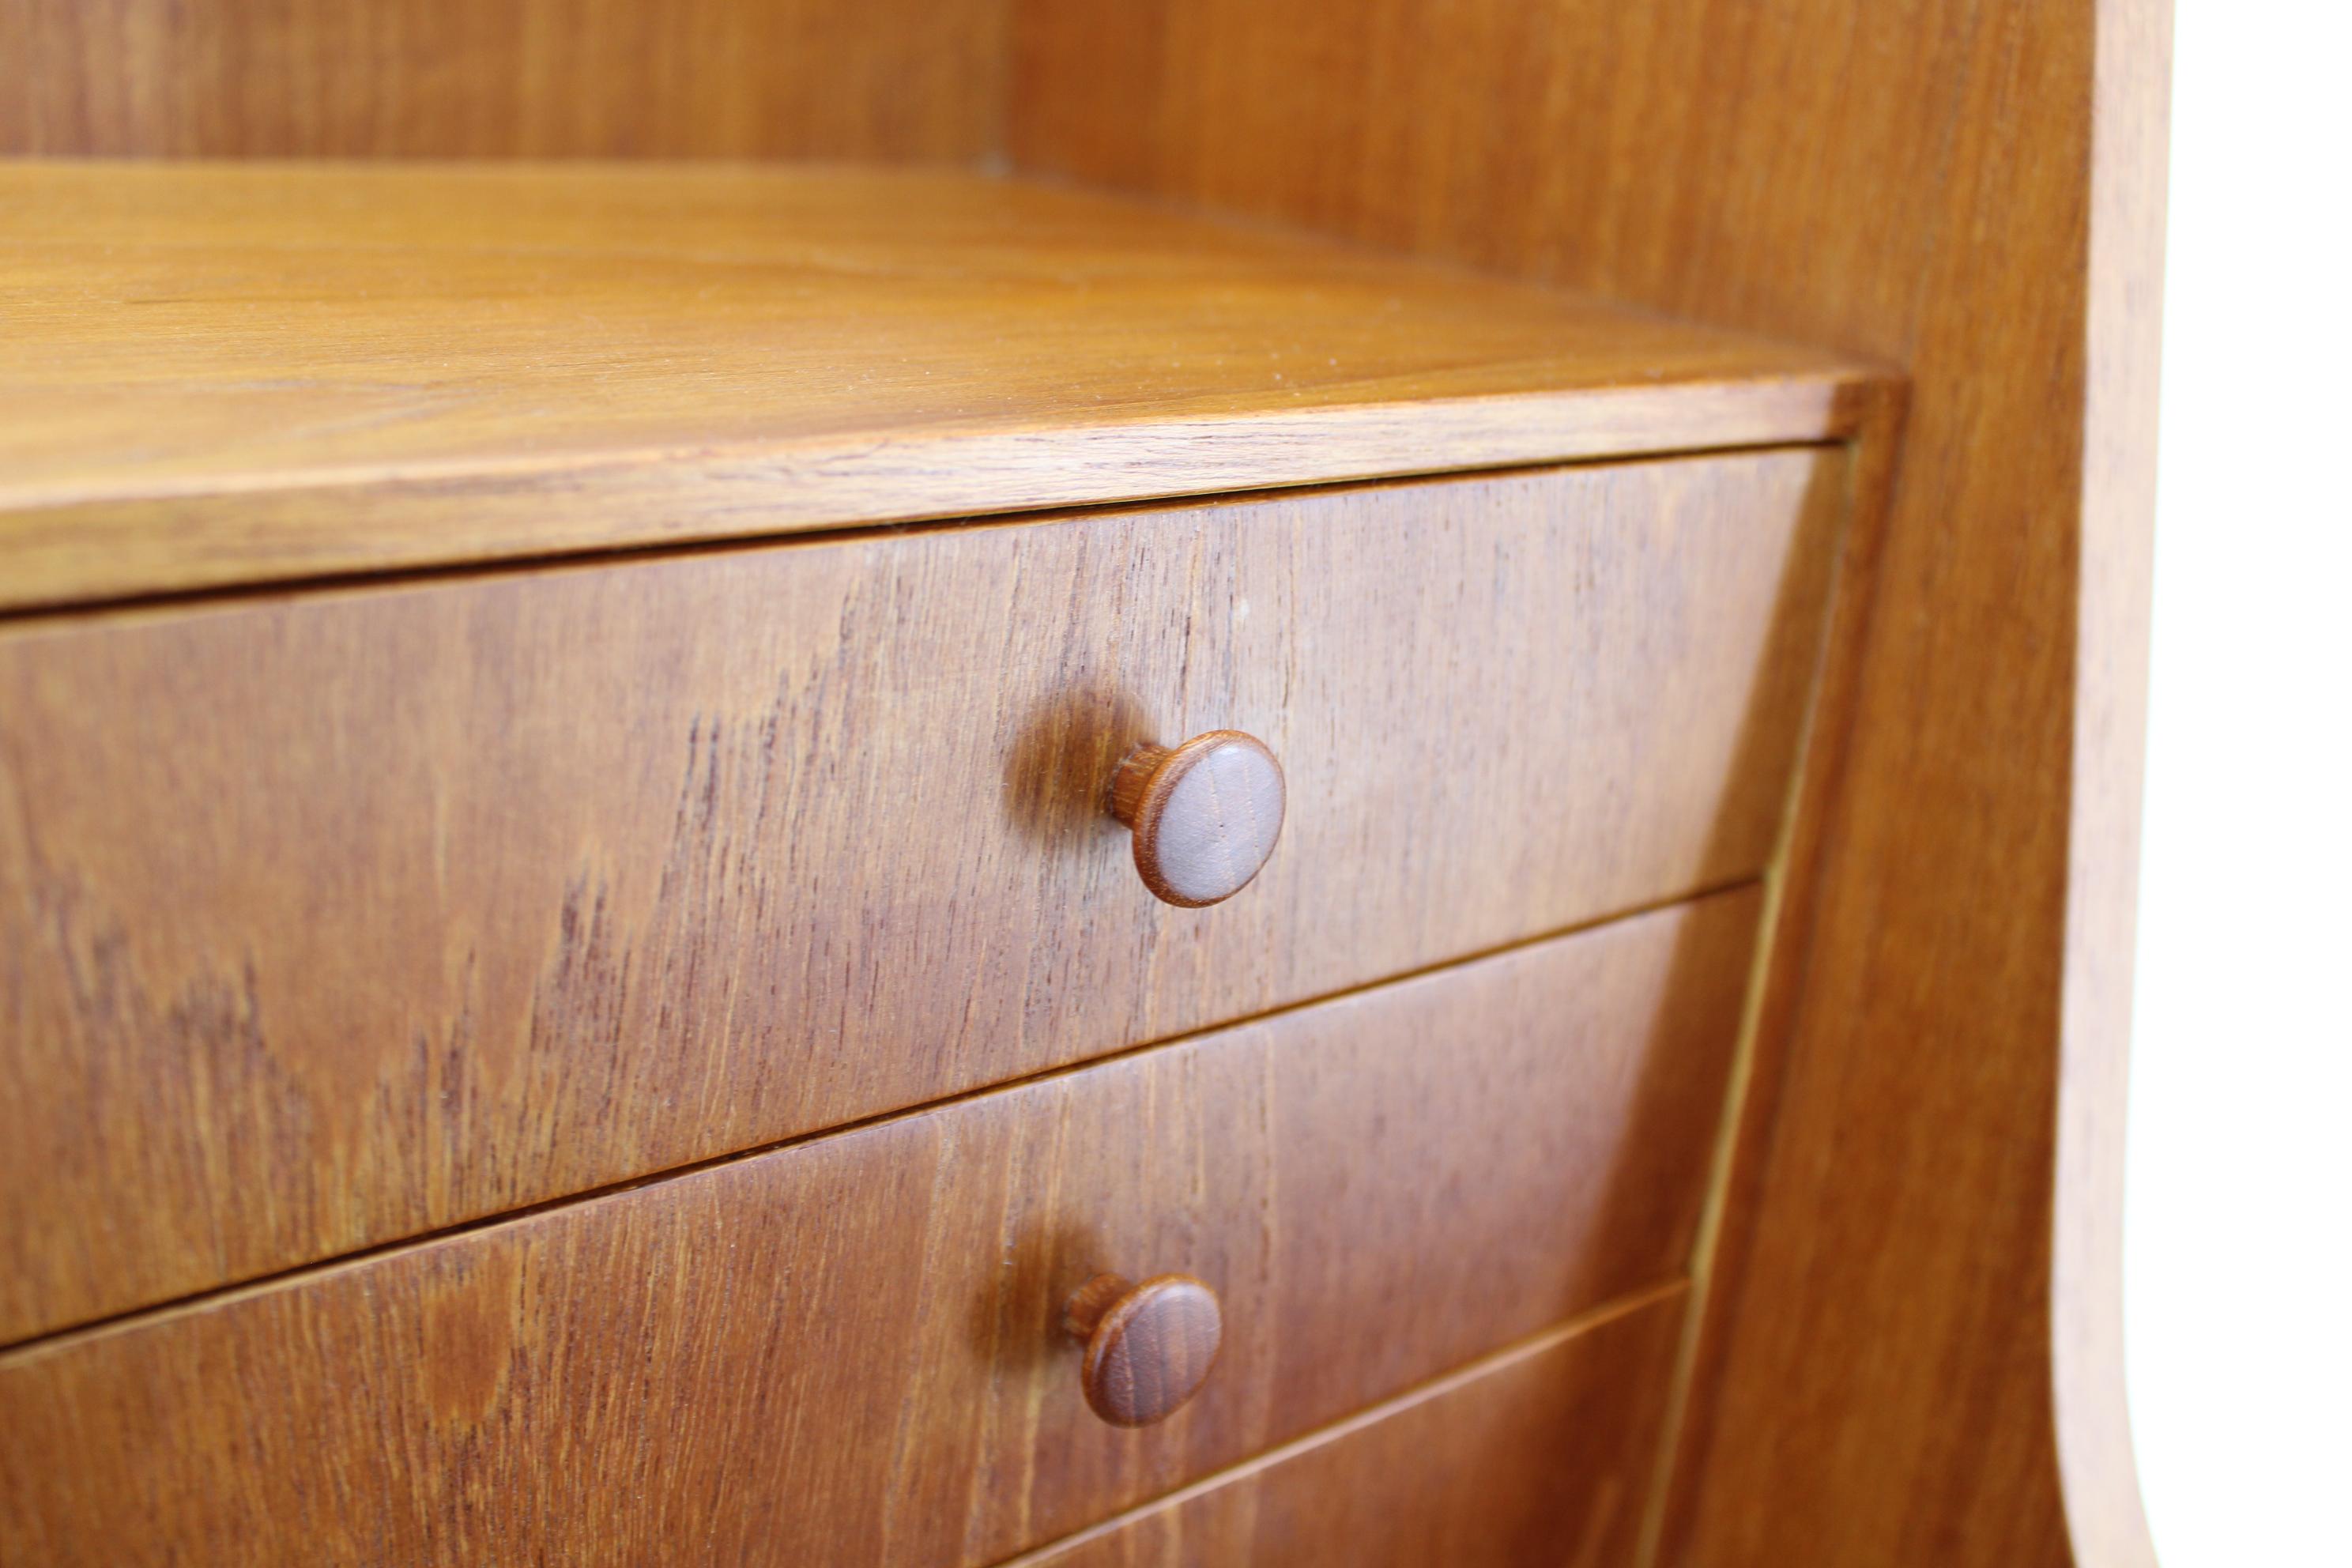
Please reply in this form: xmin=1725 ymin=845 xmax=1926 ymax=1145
xmin=0 ymin=370 xmax=1888 ymax=615
xmin=997 ymin=1279 xmax=1691 ymax=1568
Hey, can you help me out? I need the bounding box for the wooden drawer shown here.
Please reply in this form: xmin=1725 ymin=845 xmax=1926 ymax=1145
xmin=0 ymin=450 xmax=1841 ymax=1340
xmin=1014 ymin=1291 xmax=1685 ymax=1568
xmin=0 ymin=890 xmax=1752 ymax=1566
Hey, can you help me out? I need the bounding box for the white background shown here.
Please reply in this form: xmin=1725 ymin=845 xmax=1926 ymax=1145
xmin=2126 ymin=4 xmax=2352 ymax=1562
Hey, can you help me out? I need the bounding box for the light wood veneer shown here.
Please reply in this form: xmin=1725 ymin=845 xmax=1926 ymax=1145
xmin=0 ymin=162 xmax=1875 ymax=612
xmin=0 ymin=0 xmax=1011 ymax=161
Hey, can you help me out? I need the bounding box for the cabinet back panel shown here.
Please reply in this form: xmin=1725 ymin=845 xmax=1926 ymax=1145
xmin=0 ymin=0 xmax=1007 ymax=159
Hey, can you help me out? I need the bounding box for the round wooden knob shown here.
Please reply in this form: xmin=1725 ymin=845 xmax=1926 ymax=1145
xmin=1063 ymin=1272 xmax=1223 ymax=1427
xmin=1106 ymin=731 xmax=1285 ymax=907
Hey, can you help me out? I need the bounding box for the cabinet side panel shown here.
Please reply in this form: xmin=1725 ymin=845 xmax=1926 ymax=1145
xmin=1010 ymin=3 xmax=2169 ymax=1563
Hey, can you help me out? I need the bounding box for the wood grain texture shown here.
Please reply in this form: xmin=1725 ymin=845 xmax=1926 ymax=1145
xmin=0 ymin=161 xmax=1875 ymax=612
xmin=0 ymin=452 xmax=1844 ymax=1344
xmin=1110 ymin=732 xmax=1286 ymax=908
xmin=1620 ymin=382 xmax=1905 ymax=1566
xmin=1008 ymin=3 xmax=2169 ymax=1562
xmin=0 ymin=895 xmax=1755 ymax=1566
xmin=1069 ymin=1275 xmax=1225 ymax=1428
xmin=1016 ymin=1292 xmax=1687 ymax=1568
xmin=0 ymin=0 xmax=1008 ymax=160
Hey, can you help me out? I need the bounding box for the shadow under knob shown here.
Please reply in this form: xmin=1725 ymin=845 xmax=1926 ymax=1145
xmin=1064 ymin=1272 xmax=1224 ymax=1427
xmin=1107 ymin=730 xmax=1285 ymax=907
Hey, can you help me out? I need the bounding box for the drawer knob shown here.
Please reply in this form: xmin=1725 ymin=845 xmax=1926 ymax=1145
xmin=1107 ymin=731 xmax=1286 ymax=907
xmin=1064 ymin=1272 xmax=1224 ymax=1427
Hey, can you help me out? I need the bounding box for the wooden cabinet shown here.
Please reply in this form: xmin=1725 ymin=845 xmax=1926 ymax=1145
xmin=0 ymin=147 xmax=1965 ymax=1566
xmin=0 ymin=0 xmax=2179 ymax=1549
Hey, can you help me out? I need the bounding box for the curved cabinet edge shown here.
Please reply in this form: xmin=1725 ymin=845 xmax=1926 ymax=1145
xmin=2052 ymin=0 xmax=2171 ymax=1563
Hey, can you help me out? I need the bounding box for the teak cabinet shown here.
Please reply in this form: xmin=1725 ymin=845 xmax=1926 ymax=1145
xmin=0 ymin=5 xmax=2168 ymax=1566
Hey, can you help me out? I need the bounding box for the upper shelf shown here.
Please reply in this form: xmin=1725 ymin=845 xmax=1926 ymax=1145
xmin=0 ymin=162 xmax=1881 ymax=611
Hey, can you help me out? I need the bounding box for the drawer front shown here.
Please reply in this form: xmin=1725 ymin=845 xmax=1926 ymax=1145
xmin=0 ymin=891 xmax=1752 ymax=1566
xmin=0 ymin=449 xmax=1841 ymax=1340
xmin=1016 ymin=1291 xmax=1685 ymax=1568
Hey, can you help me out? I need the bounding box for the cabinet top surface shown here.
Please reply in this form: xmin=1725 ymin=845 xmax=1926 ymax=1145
xmin=0 ymin=162 xmax=1877 ymax=609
